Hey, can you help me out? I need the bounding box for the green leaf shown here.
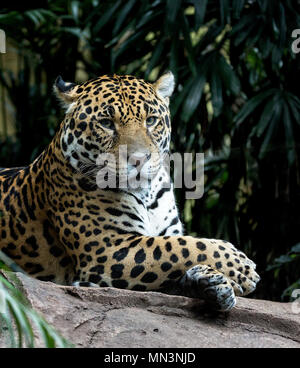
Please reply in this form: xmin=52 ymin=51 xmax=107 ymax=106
xmin=112 ymin=24 xmax=154 ymax=69
xmin=286 ymin=94 xmax=300 ymax=127
xmin=278 ymin=3 xmax=287 ymax=48
xmin=282 ymin=279 xmax=300 ymax=301
xmin=290 ymin=243 xmax=300 ymax=254
xmin=196 ymin=24 xmax=224 ymax=53
xmin=232 ymin=19 xmax=256 ymax=46
xmin=145 ymin=40 xmax=165 ymax=78
xmin=170 ymin=76 xmax=194 ymax=117
xmin=169 ymin=38 xmax=179 ymax=80
xmin=257 ymin=0 xmax=268 ymax=12
xmin=282 ymin=102 xmax=296 ymax=166
xmin=261 ymin=38 xmax=273 ymax=59
xmin=274 ymin=255 xmax=293 ymax=264
xmin=220 ymin=0 xmax=230 ymax=26
xmin=61 ymin=27 xmax=85 ymax=39
xmin=0 ymin=11 xmax=22 ymax=24
xmin=0 ymin=275 xmax=72 ymax=348
xmin=25 ymin=10 xmax=43 ymax=26
xmin=254 ymin=94 xmax=280 ymax=138
xmin=6 ymin=296 xmax=34 ymax=347
xmin=193 ymin=0 xmax=208 ymax=28
xmin=166 ymin=0 xmax=182 ymax=28
xmin=247 ymin=24 xmax=264 ymax=47
xmin=271 ymin=46 xmax=282 ymax=65
xmin=218 ymin=55 xmax=240 ymax=95
xmin=136 ymin=9 xmax=163 ymax=29
xmin=180 ymin=11 xmax=197 ymax=76
xmin=94 ymin=0 xmax=122 ymax=34
xmin=211 ymin=68 xmax=223 ymax=117
xmin=180 ymin=73 xmax=206 ymax=123
xmin=113 ymin=0 xmax=136 ymax=36
xmin=232 ymin=0 xmax=245 ymax=19
xmin=259 ymin=102 xmax=282 ymax=159
xmin=70 ymin=1 xmax=80 ymax=23
xmin=234 ymin=89 xmax=276 ymax=124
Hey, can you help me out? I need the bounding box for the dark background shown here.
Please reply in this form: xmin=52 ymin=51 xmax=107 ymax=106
xmin=0 ymin=0 xmax=299 ymax=301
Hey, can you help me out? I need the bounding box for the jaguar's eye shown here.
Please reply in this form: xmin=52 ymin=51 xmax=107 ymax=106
xmin=99 ymin=119 xmax=115 ymax=130
xmin=146 ymin=116 xmax=159 ymax=127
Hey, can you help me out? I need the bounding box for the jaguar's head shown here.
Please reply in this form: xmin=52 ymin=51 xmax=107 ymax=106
xmin=54 ymin=73 xmax=174 ymax=188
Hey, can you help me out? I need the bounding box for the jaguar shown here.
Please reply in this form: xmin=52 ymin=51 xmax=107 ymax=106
xmin=0 ymin=72 xmax=260 ymax=311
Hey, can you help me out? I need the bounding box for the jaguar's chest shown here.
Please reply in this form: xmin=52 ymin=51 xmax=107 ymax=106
xmin=127 ymin=169 xmax=183 ymax=237
xmin=78 ymin=168 xmax=183 ymax=237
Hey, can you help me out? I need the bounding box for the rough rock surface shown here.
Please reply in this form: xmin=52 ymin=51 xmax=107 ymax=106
xmin=0 ymin=271 xmax=299 ymax=348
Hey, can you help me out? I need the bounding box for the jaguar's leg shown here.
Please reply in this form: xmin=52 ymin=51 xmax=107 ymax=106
xmin=69 ymin=233 xmax=260 ymax=311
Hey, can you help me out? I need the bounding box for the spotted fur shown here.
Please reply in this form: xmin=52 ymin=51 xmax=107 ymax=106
xmin=0 ymin=73 xmax=260 ymax=311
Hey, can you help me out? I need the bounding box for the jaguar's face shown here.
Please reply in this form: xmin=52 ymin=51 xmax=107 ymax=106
xmin=55 ymin=73 xmax=175 ymax=185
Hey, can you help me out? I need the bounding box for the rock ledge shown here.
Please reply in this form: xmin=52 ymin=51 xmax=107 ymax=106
xmin=1 ymin=271 xmax=299 ymax=348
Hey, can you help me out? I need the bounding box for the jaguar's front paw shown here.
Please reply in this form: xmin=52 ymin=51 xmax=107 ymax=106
xmin=203 ymin=239 xmax=261 ymax=296
xmin=180 ymin=264 xmax=237 ymax=311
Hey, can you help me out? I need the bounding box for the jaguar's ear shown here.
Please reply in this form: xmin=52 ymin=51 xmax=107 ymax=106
xmin=53 ymin=76 xmax=78 ymax=111
xmin=154 ymin=72 xmax=175 ymax=104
